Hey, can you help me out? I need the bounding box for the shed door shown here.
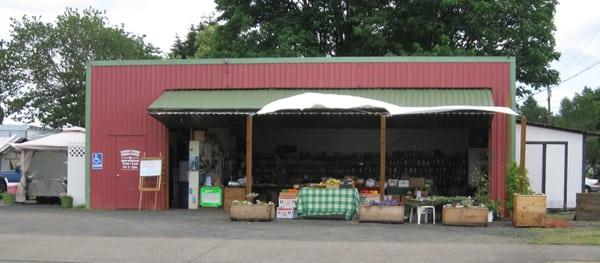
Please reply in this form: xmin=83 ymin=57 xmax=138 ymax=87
xmin=114 ymin=136 xmax=145 ymax=209
xmin=525 ymin=142 xmax=568 ymax=209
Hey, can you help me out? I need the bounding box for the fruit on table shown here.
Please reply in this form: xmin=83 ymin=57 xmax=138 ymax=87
xmin=326 ymin=178 xmax=341 ymax=185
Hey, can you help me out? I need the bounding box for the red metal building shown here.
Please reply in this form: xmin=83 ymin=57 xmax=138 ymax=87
xmin=86 ymin=57 xmax=516 ymax=209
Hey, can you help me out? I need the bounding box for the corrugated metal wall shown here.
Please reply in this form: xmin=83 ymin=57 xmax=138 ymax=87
xmin=90 ymin=61 xmax=512 ymax=209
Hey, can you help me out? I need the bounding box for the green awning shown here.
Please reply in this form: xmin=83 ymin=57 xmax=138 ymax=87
xmin=147 ymin=89 xmax=494 ymax=113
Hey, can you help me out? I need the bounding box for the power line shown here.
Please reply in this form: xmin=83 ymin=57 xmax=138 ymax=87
xmin=517 ymin=60 xmax=600 ymax=102
xmin=559 ymin=29 xmax=600 ymax=75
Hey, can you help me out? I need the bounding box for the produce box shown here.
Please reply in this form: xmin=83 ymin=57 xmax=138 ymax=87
xmin=442 ymin=207 xmax=488 ymax=226
xmin=360 ymin=193 xmax=380 ymax=204
xmin=513 ymin=194 xmax=546 ymax=227
xmin=279 ymin=191 xmax=298 ymax=199
xmin=398 ymin=180 xmax=409 ymax=188
xmin=223 ymin=187 xmax=246 ymax=212
xmin=359 ymin=205 xmax=405 ymax=223
xmin=326 ymin=183 xmax=340 ymax=189
xmin=576 ymin=192 xmax=600 ymax=221
xmin=200 ymin=186 xmax=222 ymax=207
xmin=276 ymin=208 xmax=296 ymax=219
xmin=278 ymin=198 xmax=297 ymax=209
xmin=230 ymin=203 xmax=276 ymax=221
xmin=409 ymin=177 xmax=424 ymax=188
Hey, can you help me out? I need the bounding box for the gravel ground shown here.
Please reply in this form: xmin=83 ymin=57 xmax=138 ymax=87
xmin=0 ymin=204 xmax=534 ymax=243
xmin=1 ymin=204 xmax=599 ymax=263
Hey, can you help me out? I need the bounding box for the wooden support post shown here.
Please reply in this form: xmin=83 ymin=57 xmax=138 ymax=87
xmin=380 ymin=115 xmax=386 ymax=201
xmin=246 ymin=115 xmax=253 ymax=195
xmin=519 ymin=115 xmax=527 ymax=179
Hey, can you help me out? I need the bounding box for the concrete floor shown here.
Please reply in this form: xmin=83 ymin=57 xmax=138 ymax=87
xmin=0 ymin=205 xmax=599 ymax=262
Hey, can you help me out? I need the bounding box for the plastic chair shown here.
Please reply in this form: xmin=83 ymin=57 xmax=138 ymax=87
xmin=409 ymin=205 xmax=436 ymax=224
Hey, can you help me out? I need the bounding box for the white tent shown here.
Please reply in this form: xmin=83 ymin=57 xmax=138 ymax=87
xmin=11 ymin=127 xmax=85 ymax=151
xmin=11 ymin=127 xmax=85 ymax=205
xmin=256 ymin=92 xmax=518 ymax=116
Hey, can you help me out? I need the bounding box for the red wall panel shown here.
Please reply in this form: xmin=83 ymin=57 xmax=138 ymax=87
xmin=90 ymin=61 xmax=512 ymax=209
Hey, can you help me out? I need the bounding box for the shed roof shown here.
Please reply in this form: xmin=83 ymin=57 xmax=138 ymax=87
xmin=519 ymin=120 xmax=600 ymax=136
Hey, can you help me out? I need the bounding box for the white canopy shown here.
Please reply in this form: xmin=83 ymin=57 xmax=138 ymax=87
xmin=11 ymin=127 xmax=85 ymax=151
xmin=256 ymin=92 xmax=518 ymax=116
xmin=257 ymin=92 xmax=404 ymax=115
xmin=0 ymin=135 xmax=23 ymax=154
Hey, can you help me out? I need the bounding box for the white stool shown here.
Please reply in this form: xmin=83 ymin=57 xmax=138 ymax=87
xmin=409 ymin=205 xmax=436 ymax=224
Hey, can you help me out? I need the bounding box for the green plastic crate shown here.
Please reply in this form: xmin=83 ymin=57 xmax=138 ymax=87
xmin=200 ymin=186 xmax=223 ymax=207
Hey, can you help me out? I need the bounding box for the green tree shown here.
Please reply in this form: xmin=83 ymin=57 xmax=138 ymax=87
xmin=0 ymin=8 xmax=159 ymax=128
xmin=169 ymin=16 xmax=219 ymax=59
xmin=518 ymin=96 xmax=551 ymax=124
xmin=555 ymin=87 xmax=600 ymax=168
xmin=208 ymin=0 xmax=559 ymax=96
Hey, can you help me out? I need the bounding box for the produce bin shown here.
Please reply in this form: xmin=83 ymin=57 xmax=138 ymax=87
xmin=442 ymin=207 xmax=488 ymax=226
xmin=358 ymin=205 xmax=405 ymax=223
xmin=230 ymin=203 xmax=276 ymax=221
xmin=200 ymin=186 xmax=223 ymax=208
xmin=513 ymin=194 xmax=546 ymax=227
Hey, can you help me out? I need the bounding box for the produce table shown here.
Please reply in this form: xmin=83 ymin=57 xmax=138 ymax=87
xmin=296 ymin=188 xmax=360 ymax=220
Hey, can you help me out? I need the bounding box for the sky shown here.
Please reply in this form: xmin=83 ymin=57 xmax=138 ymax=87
xmin=0 ymin=0 xmax=599 ymax=121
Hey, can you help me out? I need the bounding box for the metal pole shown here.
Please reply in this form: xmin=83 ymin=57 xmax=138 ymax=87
xmin=380 ymin=115 xmax=386 ymax=201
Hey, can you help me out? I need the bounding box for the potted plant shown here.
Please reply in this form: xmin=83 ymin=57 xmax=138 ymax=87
xmin=1 ymin=192 xmax=15 ymax=205
xmin=359 ymin=199 xmax=404 ymax=223
xmin=230 ymin=193 xmax=276 ymax=221
xmin=506 ymin=162 xmax=546 ymax=227
xmin=442 ymin=197 xmax=488 ymax=226
xmin=473 ymin=169 xmax=493 ymax=222
xmin=60 ymin=194 xmax=73 ymax=208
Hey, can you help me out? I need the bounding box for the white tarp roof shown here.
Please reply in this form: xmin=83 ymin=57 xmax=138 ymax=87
xmin=256 ymin=92 xmax=518 ymax=116
xmin=0 ymin=135 xmax=23 ymax=154
xmin=11 ymin=127 xmax=85 ymax=151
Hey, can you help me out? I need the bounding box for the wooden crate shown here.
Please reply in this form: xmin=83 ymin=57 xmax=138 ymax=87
xmin=359 ymin=205 xmax=405 ymax=223
xmin=576 ymin=192 xmax=600 ymax=221
xmin=442 ymin=207 xmax=488 ymax=226
xmin=230 ymin=204 xmax=275 ymax=221
xmin=279 ymin=191 xmax=299 ymax=199
xmin=512 ymin=194 xmax=546 ymax=227
xmin=223 ymin=187 xmax=246 ymax=212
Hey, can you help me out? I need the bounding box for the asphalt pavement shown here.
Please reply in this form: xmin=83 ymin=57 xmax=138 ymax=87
xmin=0 ymin=205 xmax=599 ymax=263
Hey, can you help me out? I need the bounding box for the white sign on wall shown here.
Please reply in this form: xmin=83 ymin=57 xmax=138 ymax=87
xmin=120 ymin=149 xmax=140 ymax=170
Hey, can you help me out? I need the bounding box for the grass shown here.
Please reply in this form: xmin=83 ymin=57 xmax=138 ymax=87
xmin=72 ymin=204 xmax=87 ymax=210
xmin=527 ymin=228 xmax=600 ymax=246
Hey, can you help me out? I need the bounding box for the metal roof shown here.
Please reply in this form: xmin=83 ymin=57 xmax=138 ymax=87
xmin=147 ymin=89 xmax=494 ymax=112
xmin=518 ymin=120 xmax=600 ymax=137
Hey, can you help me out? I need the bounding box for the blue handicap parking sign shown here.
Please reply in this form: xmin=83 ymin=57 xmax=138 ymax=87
xmin=92 ymin=152 xmax=103 ymax=170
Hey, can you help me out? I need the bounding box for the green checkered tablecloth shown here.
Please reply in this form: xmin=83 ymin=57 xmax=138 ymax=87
xmin=295 ymin=188 xmax=360 ymax=220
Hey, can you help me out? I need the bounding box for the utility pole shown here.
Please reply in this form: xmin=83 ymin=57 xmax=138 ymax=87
xmin=546 ymin=86 xmax=552 ymax=125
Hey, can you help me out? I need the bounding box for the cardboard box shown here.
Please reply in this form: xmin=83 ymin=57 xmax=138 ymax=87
xmin=224 ymin=187 xmax=246 ymax=212
xmin=398 ymin=180 xmax=409 ymax=188
xmin=277 ymin=208 xmax=296 ymax=219
xmin=278 ymin=198 xmax=297 ymax=209
xmin=361 ymin=193 xmax=380 ymax=204
xmin=192 ymin=130 xmax=206 ymax=141
xmin=279 ymin=192 xmax=298 ymax=199
xmin=409 ymin=177 xmax=425 ymax=188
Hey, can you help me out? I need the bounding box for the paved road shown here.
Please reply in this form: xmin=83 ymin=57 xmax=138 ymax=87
xmin=0 ymin=205 xmax=599 ymax=263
